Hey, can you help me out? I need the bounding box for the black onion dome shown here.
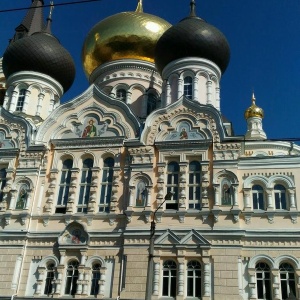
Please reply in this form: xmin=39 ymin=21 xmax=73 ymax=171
xmin=155 ymin=15 xmax=230 ymax=74
xmin=3 ymin=32 xmax=75 ymax=92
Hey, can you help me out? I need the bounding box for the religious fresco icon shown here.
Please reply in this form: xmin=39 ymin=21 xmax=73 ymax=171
xmin=62 ymin=227 xmax=87 ymax=245
xmin=82 ymin=118 xmax=97 ymax=138
xmin=62 ymin=116 xmax=117 ymax=139
xmin=165 ymin=121 xmax=204 ymax=141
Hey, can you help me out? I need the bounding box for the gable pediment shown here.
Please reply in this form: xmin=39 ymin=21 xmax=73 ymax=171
xmin=36 ymin=84 xmax=141 ymax=144
xmin=141 ymin=97 xmax=227 ymax=145
xmin=155 ymin=229 xmax=210 ymax=248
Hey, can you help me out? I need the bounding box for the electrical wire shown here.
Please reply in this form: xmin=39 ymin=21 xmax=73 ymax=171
xmin=0 ymin=0 xmax=102 ymax=13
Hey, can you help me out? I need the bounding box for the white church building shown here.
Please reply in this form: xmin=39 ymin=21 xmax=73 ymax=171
xmin=0 ymin=1 xmax=299 ymax=299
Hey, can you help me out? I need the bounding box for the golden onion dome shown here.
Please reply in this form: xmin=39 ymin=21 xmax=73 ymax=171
xmin=82 ymin=1 xmax=171 ymax=78
xmin=244 ymin=93 xmax=264 ymax=119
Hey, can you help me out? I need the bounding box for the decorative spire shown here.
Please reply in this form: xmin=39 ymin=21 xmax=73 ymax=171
xmin=189 ymin=0 xmax=196 ymax=17
xmin=12 ymin=0 xmax=45 ymax=42
xmin=135 ymin=0 xmax=143 ymax=13
xmin=44 ymin=1 xmax=54 ymax=34
xmin=251 ymin=91 xmax=256 ymax=105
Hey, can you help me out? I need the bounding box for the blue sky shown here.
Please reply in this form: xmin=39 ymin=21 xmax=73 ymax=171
xmin=1 ymin=0 xmax=300 ymax=139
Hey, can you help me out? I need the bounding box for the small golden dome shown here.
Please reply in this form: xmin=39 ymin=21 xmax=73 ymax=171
xmin=244 ymin=93 xmax=264 ymax=119
xmin=82 ymin=1 xmax=171 ymax=78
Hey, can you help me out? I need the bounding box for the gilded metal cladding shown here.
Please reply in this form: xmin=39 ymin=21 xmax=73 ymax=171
xmin=244 ymin=97 xmax=264 ymax=119
xmin=82 ymin=11 xmax=171 ymax=77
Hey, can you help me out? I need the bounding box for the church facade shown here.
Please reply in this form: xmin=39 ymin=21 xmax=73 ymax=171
xmin=0 ymin=1 xmax=300 ymax=300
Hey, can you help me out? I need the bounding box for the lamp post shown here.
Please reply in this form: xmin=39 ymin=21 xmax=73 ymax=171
xmin=145 ymin=191 xmax=175 ymax=300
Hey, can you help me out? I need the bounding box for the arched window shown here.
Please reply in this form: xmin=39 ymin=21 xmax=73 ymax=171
xmin=184 ymin=76 xmax=193 ymax=99
xmin=166 ymin=162 xmax=179 ymax=210
xmin=252 ymin=185 xmax=264 ymax=210
xmin=16 ymin=89 xmax=26 ymax=112
xmin=256 ymin=262 xmax=271 ymax=300
xmin=136 ymin=180 xmax=147 ymax=207
xmin=90 ymin=263 xmax=101 ymax=296
xmin=0 ymin=168 xmax=7 ymax=202
xmin=274 ymin=184 xmax=287 ymax=209
xmin=99 ymin=157 xmax=114 ymax=212
xmin=221 ymin=178 xmax=232 ymax=206
xmin=15 ymin=184 xmax=29 ymax=210
xmin=280 ymin=263 xmax=296 ymax=299
xmin=65 ymin=261 xmax=79 ymax=295
xmin=56 ymin=159 xmax=73 ymax=214
xmin=116 ymin=89 xmax=126 ymax=101
xmin=162 ymin=260 xmax=177 ymax=297
xmin=188 ymin=161 xmax=201 ymax=209
xmin=44 ymin=263 xmax=55 ymax=295
xmin=187 ymin=260 xmax=202 ymax=298
xmin=77 ymin=158 xmax=93 ymax=213
xmin=147 ymin=93 xmax=157 ymax=115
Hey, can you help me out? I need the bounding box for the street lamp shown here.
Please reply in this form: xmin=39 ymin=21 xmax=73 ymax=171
xmin=145 ymin=191 xmax=175 ymax=300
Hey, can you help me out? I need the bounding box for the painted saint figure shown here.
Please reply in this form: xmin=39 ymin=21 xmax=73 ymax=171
xmin=82 ymin=119 xmax=97 ymax=138
xmin=16 ymin=187 xmax=28 ymax=209
xmin=180 ymin=128 xmax=188 ymax=139
xmin=136 ymin=180 xmax=147 ymax=206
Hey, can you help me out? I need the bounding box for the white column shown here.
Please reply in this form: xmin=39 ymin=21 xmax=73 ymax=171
xmin=206 ymin=80 xmax=212 ymax=105
xmin=48 ymin=98 xmax=55 ymax=115
xmin=3 ymin=93 xmax=9 ymax=109
xmin=203 ymin=261 xmax=211 ymax=296
xmin=288 ymin=189 xmax=296 ymax=208
xmin=126 ymin=91 xmax=132 ymax=104
xmin=178 ymin=262 xmax=184 ymax=296
xmin=82 ymin=273 xmax=89 ymax=295
xmin=249 ymin=270 xmax=257 ymax=299
xmin=11 ymin=255 xmax=23 ymax=290
xmin=22 ymin=90 xmax=31 ymax=113
xmin=238 ymin=256 xmax=243 ymax=296
xmin=166 ymin=83 xmax=171 ymax=105
xmin=215 ymin=86 xmax=220 ymax=110
xmin=36 ymin=93 xmax=45 ymax=116
xmin=193 ymin=76 xmax=199 ymax=102
xmin=266 ymin=189 xmax=273 ymax=209
xmin=99 ymin=270 xmax=106 ymax=295
xmin=213 ymin=185 xmax=220 ymax=206
xmin=153 ymin=262 xmax=160 ymax=296
xmin=243 ymin=189 xmax=251 ymax=209
xmin=232 ymin=185 xmax=238 ymax=206
xmin=128 ymin=187 xmax=134 ymax=207
xmin=146 ymin=187 xmax=151 ymax=207
xmin=177 ymin=78 xmax=183 ymax=99
xmin=272 ymin=270 xmax=280 ymax=300
xmin=9 ymin=91 xmax=18 ymax=113
xmin=9 ymin=190 xmax=17 ymax=210
xmin=76 ymin=272 xmax=83 ymax=294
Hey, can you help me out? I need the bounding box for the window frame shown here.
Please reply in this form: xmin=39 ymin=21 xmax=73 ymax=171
xmin=116 ymin=88 xmax=127 ymax=101
xmin=279 ymin=262 xmax=296 ymax=299
xmin=44 ymin=262 xmax=56 ymax=296
xmin=162 ymin=260 xmax=177 ymax=298
xmin=187 ymin=260 xmax=202 ymax=298
xmin=183 ymin=76 xmax=193 ymax=100
xmin=90 ymin=263 xmax=101 ymax=296
xmin=252 ymin=184 xmax=265 ymax=210
xmin=99 ymin=157 xmax=114 ymax=213
xmin=255 ymin=262 xmax=272 ymax=300
xmin=77 ymin=158 xmax=93 ymax=213
xmin=64 ymin=260 xmax=79 ymax=296
xmin=0 ymin=167 xmax=7 ymax=203
xmin=274 ymin=184 xmax=287 ymax=210
xmin=16 ymin=89 xmax=26 ymax=112
xmin=166 ymin=161 xmax=179 ymax=210
xmin=188 ymin=161 xmax=201 ymax=210
xmin=56 ymin=159 xmax=73 ymax=214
